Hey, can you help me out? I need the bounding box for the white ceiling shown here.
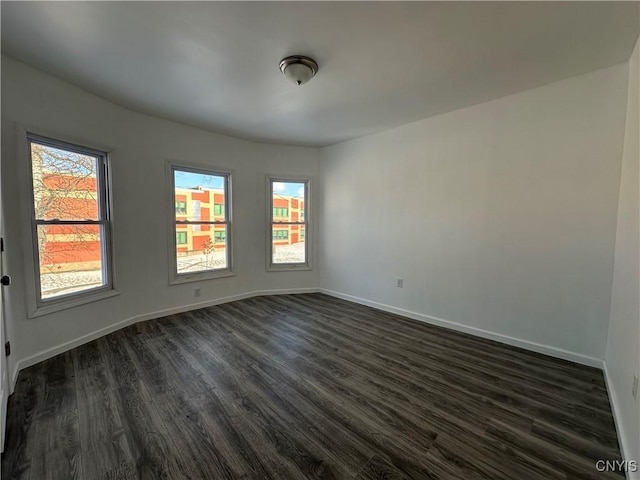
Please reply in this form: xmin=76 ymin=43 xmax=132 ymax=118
xmin=2 ymin=2 xmax=639 ymax=147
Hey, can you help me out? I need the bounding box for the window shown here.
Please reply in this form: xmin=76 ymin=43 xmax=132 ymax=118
xmin=273 ymin=207 xmax=289 ymax=217
xmin=273 ymin=230 xmax=289 ymax=240
xmin=175 ymin=201 xmax=187 ymax=215
xmin=171 ymin=164 xmax=232 ymax=281
xmin=27 ymin=134 xmax=113 ymax=305
xmin=176 ymin=232 xmax=188 ymax=245
xmin=268 ymin=177 xmax=309 ymax=269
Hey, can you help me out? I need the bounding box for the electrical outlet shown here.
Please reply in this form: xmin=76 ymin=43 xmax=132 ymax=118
xmin=633 ymin=375 xmax=638 ymax=400
xmin=194 ymin=288 xmax=201 ymax=298
xmin=396 ymin=278 xmax=404 ymax=288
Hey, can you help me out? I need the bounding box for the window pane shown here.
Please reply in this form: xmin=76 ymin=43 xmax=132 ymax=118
xmin=272 ymin=225 xmax=305 ymax=264
xmin=272 ymin=181 xmax=305 ymax=222
xmin=176 ymin=225 xmax=228 ymax=274
xmin=174 ymin=171 xmax=226 ymax=222
xmin=30 ymin=142 xmax=99 ymax=221
xmin=37 ymin=223 xmax=105 ymax=299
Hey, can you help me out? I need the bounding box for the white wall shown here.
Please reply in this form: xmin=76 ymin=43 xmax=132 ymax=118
xmin=1 ymin=56 xmax=320 ymax=381
xmin=319 ymin=64 xmax=629 ymax=364
xmin=605 ymin=35 xmax=640 ymax=469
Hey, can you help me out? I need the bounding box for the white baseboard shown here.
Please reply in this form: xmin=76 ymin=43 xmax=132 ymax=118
xmin=0 ymin=381 xmax=5 ymax=453
xmin=10 ymin=364 xmax=18 ymax=393
xmin=602 ymin=361 xmax=635 ymax=479
xmin=10 ymin=287 xmax=319 ymax=388
xmin=319 ymin=289 xmax=603 ymax=368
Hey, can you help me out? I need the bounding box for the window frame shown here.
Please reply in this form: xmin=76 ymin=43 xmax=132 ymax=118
xmin=25 ymin=132 xmax=117 ymax=317
xmin=168 ymin=161 xmax=234 ymax=284
xmin=266 ymin=175 xmax=311 ymax=271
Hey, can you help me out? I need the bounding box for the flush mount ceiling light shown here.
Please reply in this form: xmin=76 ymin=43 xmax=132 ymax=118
xmin=279 ymin=55 xmax=318 ymax=86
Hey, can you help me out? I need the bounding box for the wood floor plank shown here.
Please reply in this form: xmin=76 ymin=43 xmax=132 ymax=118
xmin=353 ymin=455 xmax=410 ymax=480
xmin=102 ymin=462 xmax=138 ymax=480
xmin=263 ymin=295 xmax=610 ymax=410
xmin=294 ymin=295 xmax=606 ymax=385
xmin=278 ymin=294 xmax=609 ymax=401
xmin=98 ymin=334 xmax=189 ymax=480
xmin=29 ymin=410 xmax=82 ymax=480
xmin=202 ymin=307 xmax=543 ymax=479
xmin=166 ymin=315 xmax=328 ymax=480
xmin=150 ymin=388 xmax=241 ymax=480
xmin=35 ymin=352 xmax=77 ymax=421
xmin=211 ymin=302 xmax=530 ymax=439
xmin=72 ymin=341 xmax=134 ymax=479
xmin=235 ymin=306 xmax=536 ymax=429
xmin=0 ymin=363 xmax=45 ymax=480
xmin=485 ymin=419 xmax=624 ymax=480
xmin=190 ymin=392 xmax=278 ymax=480
xmin=175 ymin=314 xmax=364 ymax=478
xmin=2 ymin=293 xmax=623 ymax=480
xmin=529 ymin=418 xmax=622 ymax=462
xmin=252 ymin=296 xmax=618 ymax=446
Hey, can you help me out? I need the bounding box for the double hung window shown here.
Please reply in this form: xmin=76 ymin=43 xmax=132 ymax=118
xmin=170 ymin=165 xmax=232 ymax=282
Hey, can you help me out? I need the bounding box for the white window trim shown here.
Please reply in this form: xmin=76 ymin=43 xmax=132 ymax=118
xmin=266 ymin=175 xmax=312 ymax=272
xmin=167 ymin=160 xmax=234 ymax=285
xmin=18 ymin=128 xmax=119 ymax=318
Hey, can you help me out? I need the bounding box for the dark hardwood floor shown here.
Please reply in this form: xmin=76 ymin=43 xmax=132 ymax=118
xmin=1 ymin=293 xmax=623 ymax=479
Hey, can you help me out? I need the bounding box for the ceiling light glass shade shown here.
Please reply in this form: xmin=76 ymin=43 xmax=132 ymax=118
xmin=283 ymin=63 xmax=314 ymax=85
xmin=279 ymin=56 xmax=318 ymax=86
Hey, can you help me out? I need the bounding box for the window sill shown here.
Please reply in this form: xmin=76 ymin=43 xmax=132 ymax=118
xmin=170 ymin=269 xmax=235 ymax=285
xmin=29 ymin=289 xmax=121 ymax=318
xmin=267 ymin=264 xmax=312 ymax=272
